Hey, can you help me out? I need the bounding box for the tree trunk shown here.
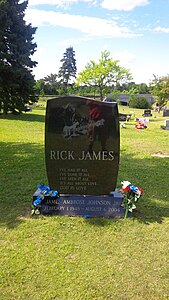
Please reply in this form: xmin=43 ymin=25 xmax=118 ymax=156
xmin=99 ymin=86 xmax=103 ymax=101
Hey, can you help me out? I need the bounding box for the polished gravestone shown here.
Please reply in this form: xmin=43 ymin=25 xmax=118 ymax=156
xmin=163 ymin=109 xmax=169 ymax=117
xmin=119 ymin=113 xmax=127 ymax=121
xmin=165 ymin=120 xmax=169 ymax=130
xmin=142 ymin=109 xmax=152 ymax=117
xmin=44 ymin=96 xmax=125 ymax=217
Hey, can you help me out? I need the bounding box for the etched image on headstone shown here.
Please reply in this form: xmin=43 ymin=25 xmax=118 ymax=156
xmin=86 ymin=100 xmax=112 ymax=153
xmin=45 ymin=96 xmax=120 ymax=196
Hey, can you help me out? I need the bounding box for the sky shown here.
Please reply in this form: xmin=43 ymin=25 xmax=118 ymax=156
xmin=25 ymin=0 xmax=169 ymax=84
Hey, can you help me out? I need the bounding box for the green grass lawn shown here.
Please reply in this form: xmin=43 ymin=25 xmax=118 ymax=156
xmin=0 ymin=101 xmax=169 ymax=300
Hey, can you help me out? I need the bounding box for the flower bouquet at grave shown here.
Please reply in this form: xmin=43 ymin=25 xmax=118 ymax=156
xmin=135 ymin=121 xmax=147 ymax=129
xmin=31 ymin=184 xmax=59 ymax=215
xmin=120 ymin=181 xmax=143 ymax=218
xmin=135 ymin=118 xmax=148 ymax=129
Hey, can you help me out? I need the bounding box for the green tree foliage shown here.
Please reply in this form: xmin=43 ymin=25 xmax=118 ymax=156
xmin=58 ymin=47 xmax=77 ymax=94
xmin=137 ymin=83 xmax=150 ymax=94
xmin=118 ymin=82 xmax=150 ymax=94
xmin=34 ymin=79 xmax=45 ymax=96
xmin=150 ymin=75 xmax=169 ymax=111
xmin=0 ymin=0 xmax=37 ymax=114
xmin=76 ymin=50 xmax=132 ymax=100
xmin=34 ymin=75 xmax=59 ymax=96
xmin=128 ymin=95 xmax=151 ymax=109
xmin=128 ymin=83 xmax=150 ymax=94
xmin=43 ymin=73 xmax=58 ymax=95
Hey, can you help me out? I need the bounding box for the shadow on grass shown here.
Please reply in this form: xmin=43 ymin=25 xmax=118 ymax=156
xmin=118 ymin=151 xmax=169 ymax=225
xmin=0 ymin=141 xmax=169 ymax=229
xmin=84 ymin=217 xmax=124 ymax=229
xmin=0 ymin=111 xmax=45 ymax=123
xmin=0 ymin=141 xmax=46 ymax=229
xmin=147 ymin=118 xmax=165 ymax=122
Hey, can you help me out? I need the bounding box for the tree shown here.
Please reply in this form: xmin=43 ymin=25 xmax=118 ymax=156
xmin=123 ymin=82 xmax=150 ymax=94
xmin=44 ymin=73 xmax=58 ymax=95
xmin=0 ymin=0 xmax=37 ymax=114
xmin=34 ymin=79 xmax=45 ymax=96
xmin=58 ymin=47 xmax=77 ymax=94
xmin=76 ymin=50 xmax=132 ymax=100
xmin=150 ymin=75 xmax=169 ymax=112
xmin=128 ymin=95 xmax=151 ymax=109
xmin=137 ymin=83 xmax=150 ymax=94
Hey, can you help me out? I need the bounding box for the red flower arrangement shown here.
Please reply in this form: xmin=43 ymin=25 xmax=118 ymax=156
xmin=135 ymin=121 xmax=147 ymax=129
xmin=120 ymin=181 xmax=143 ymax=218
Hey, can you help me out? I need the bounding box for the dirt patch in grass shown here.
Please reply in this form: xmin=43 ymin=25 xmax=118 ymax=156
xmin=19 ymin=207 xmax=32 ymax=219
xmin=152 ymin=152 xmax=169 ymax=158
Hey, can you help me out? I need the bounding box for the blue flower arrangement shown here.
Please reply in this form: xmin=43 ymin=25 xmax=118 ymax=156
xmin=31 ymin=184 xmax=59 ymax=215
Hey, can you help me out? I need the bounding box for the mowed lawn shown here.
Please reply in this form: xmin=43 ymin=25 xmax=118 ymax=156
xmin=0 ymin=101 xmax=169 ymax=300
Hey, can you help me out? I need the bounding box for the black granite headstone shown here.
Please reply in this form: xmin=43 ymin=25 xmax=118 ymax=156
xmin=44 ymin=96 xmax=125 ymax=217
xmin=119 ymin=113 xmax=127 ymax=121
xmin=142 ymin=109 xmax=152 ymax=117
xmin=45 ymin=96 xmax=120 ymax=195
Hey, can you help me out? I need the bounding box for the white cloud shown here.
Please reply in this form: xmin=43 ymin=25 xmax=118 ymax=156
xmin=101 ymin=0 xmax=150 ymax=11
xmin=154 ymin=26 xmax=169 ymax=33
xmin=57 ymin=36 xmax=92 ymax=46
xmin=29 ymin=0 xmax=93 ymax=7
xmin=25 ymin=8 xmax=141 ymax=38
xmin=113 ymin=50 xmax=136 ymax=67
xmin=98 ymin=47 xmax=136 ymax=66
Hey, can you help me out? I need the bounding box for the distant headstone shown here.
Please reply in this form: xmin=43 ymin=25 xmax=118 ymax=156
xmin=44 ymin=96 xmax=125 ymax=217
xmin=119 ymin=113 xmax=127 ymax=121
xmin=142 ymin=109 xmax=152 ymax=117
xmin=163 ymin=109 xmax=169 ymax=117
xmin=119 ymin=113 xmax=132 ymax=121
xmin=165 ymin=120 xmax=169 ymax=130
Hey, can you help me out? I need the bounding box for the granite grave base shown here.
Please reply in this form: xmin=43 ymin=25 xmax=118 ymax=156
xmin=33 ymin=190 xmax=128 ymax=218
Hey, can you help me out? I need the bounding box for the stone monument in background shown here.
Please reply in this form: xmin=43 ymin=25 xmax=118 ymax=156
xmin=43 ymin=96 xmax=125 ymax=217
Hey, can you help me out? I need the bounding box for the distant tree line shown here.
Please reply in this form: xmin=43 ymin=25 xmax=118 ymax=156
xmin=34 ymin=76 xmax=151 ymax=97
xmin=34 ymin=49 xmax=169 ymax=111
xmin=34 ymin=50 xmax=151 ymax=98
